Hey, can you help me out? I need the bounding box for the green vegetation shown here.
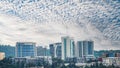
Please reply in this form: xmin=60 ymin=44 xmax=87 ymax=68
xmin=0 ymin=58 xmax=120 ymax=68
xmin=0 ymin=58 xmax=16 ymax=68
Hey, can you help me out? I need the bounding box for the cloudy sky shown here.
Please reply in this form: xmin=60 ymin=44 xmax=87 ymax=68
xmin=0 ymin=0 xmax=120 ymax=50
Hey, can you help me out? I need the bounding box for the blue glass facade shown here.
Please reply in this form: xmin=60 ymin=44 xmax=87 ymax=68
xmin=77 ymin=41 xmax=94 ymax=58
xmin=83 ymin=41 xmax=87 ymax=55
xmin=62 ymin=36 xmax=75 ymax=60
xmin=56 ymin=45 xmax=61 ymax=58
xmin=88 ymin=41 xmax=93 ymax=55
xmin=49 ymin=44 xmax=54 ymax=57
xmin=64 ymin=38 xmax=67 ymax=58
xmin=16 ymin=42 xmax=36 ymax=57
xmin=49 ymin=43 xmax=62 ymax=58
xmin=78 ymin=42 xmax=82 ymax=57
xmin=70 ymin=40 xmax=75 ymax=57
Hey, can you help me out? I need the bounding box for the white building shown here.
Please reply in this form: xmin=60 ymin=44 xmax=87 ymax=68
xmin=76 ymin=41 xmax=94 ymax=61
xmin=61 ymin=36 xmax=75 ymax=60
xmin=102 ymin=57 xmax=120 ymax=66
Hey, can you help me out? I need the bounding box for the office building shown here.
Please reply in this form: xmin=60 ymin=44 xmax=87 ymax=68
xmin=0 ymin=52 xmax=5 ymax=60
xmin=16 ymin=42 xmax=37 ymax=58
xmin=37 ymin=46 xmax=45 ymax=56
xmin=43 ymin=47 xmax=50 ymax=56
xmin=49 ymin=43 xmax=62 ymax=58
xmin=61 ymin=36 xmax=75 ymax=60
xmin=76 ymin=41 xmax=94 ymax=59
xmin=37 ymin=46 xmax=50 ymax=56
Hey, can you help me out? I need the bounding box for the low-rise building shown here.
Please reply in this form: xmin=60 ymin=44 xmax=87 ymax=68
xmin=13 ymin=56 xmax=52 ymax=65
xmin=102 ymin=57 xmax=120 ymax=66
xmin=0 ymin=52 xmax=5 ymax=60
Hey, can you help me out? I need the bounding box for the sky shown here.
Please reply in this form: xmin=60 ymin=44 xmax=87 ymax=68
xmin=0 ymin=0 xmax=120 ymax=50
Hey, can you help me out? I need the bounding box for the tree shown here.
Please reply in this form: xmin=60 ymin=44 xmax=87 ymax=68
xmin=0 ymin=58 xmax=17 ymax=68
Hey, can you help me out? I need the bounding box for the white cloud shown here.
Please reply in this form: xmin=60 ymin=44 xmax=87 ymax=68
xmin=0 ymin=14 xmax=118 ymax=50
xmin=0 ymin=0 xmax=119 ymax=50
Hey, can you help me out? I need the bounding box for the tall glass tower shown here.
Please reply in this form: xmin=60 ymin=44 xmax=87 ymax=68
xmin=76 ymin=41 xmax=94 ymax=59
xmin=61 ymin=36 xmax=75 ymax=60
xmin=16 ymin=42 xmax=37 ymax=58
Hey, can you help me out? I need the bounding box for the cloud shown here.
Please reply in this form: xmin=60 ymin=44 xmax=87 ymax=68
xmin=0 ymin=0 xmax=119 ymax=50
xmin=0 ymin=14 xmax=118 ymax=50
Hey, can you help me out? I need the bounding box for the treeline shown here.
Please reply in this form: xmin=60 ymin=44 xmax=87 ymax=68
xmin=0 ymin=58 xmax=16 ymax=68
xmin=0 ymin=45 xmax=15 ymax=57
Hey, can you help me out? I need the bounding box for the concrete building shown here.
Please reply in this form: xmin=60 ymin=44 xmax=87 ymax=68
xmin=61 ymin=36 xmax=75 ymax=60
xmin=0 ymin=52 xmax=5 ymax=60
xmin=49 ymin=43 xmax=62 ymax=58
xmin=16 ymin=42 xmax=37 ymax=58
xmin=76 ymin=41 xmax=94 ymax=61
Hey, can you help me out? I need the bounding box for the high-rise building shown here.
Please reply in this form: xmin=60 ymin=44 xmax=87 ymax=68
xmin=37 ymin=46 xmax=45 ymax=56
xmin=43 ymin=47 xmax=50 ymax=56
xmin=49 ymin=43 xmax=62 ymax=58
xmin=61 ymin=36 xmax=75 ymax=60
xmin=37 ymin=46 xmax=50 ymax=56
xmin=16 ymin=42 xmax=37 ymax=58
xmin=0 ymin=52 xmax=5 ymax=60
xmin=76 ymin=41 xmax=94 ymax=59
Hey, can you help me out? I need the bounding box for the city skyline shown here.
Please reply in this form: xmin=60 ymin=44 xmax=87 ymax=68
xmin=0 ymin=0 xmax=119 ymax=50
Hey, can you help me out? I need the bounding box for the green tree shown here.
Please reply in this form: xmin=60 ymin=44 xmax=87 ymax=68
xmin=0 ymin=58 xmax=17 ymax=68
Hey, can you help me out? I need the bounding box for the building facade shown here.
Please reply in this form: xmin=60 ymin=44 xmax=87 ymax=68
xmin=49 ymin=43 xmax=62 ymax=58
xmin=61 ymin=36 xmax=75 ymax=60
xmin=37 ymin=46 xmax=50 ymax=56
xmin=0 ymin=52 xmax=5 ymax=60
xmin=37 ymin=46 xmax=45 ymax=56
xmin=76 ymin=41 xmax=94 ymax=59
xmin=16 ymin=42 xmax=37 ymax=58
xmin=43 ymin=47 xmax=50 ymax=56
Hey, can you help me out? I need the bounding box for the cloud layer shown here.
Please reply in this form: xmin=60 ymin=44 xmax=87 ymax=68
xmin=0 ymin=0 xmax=119 ymax=50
